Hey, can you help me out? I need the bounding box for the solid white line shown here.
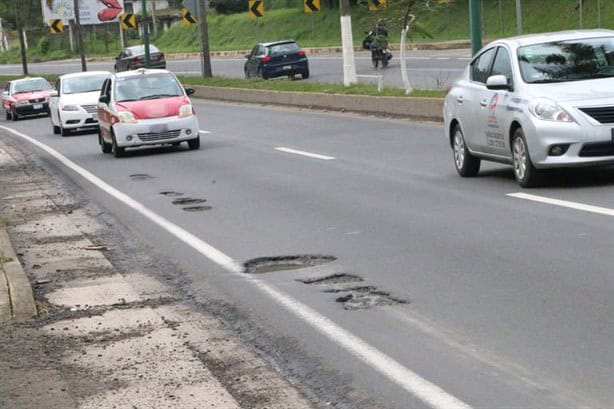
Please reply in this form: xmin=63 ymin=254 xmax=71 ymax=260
xmin=507 ymin=192 xmax=614 ymax=216
xmin=275 ymin=147 xmax=335 ymax=161
xmin=1 ymin=125 xmax=472 ymax=409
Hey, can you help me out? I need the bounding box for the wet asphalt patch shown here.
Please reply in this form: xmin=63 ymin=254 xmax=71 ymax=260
xmin=182 ymin=205 xmax=213 ymax=212
xmin=129 ymin=174 xmax=155 ymax=181
xmin=172 ymin=197 xmax=207 ymax=206
xmin=243 ymin=255 xmax=337 ymax=274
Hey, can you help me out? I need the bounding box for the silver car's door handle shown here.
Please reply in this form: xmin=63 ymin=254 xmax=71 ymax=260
xmin=480 ymin=99 xmax=488 ymax=107
xmin=456 ymin=96 xmax=463 ymax=104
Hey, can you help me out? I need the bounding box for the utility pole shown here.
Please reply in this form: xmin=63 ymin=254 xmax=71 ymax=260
xmin=196 ymin=0 xmax=212 ymax=77
xmin=578 ymin=0 xmax=583 ymax=28
xmin=469 ymin=0 xmax=482 ymax=56
xmin=73 ymin=0 xmax=87 ymax=71
xmin=142 ymin=0 xmax=151 ymax=67
xmin=14 ymin=1 xmax=27 ymax=75
xmin=515 ymin=0 xmax=523 ymax=35
xmin=151 ymin=0 xmax=158 ymax=36
xmin=339 ymin=0 xmax=356 ymax=86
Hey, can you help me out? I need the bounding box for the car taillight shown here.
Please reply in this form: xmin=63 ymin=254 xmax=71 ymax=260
xmin=298 ymin=50 xmax=306 ymax=56
xmin=260 ymin=55 xmax=271 ymax=62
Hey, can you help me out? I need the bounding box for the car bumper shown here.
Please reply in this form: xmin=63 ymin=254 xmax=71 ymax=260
xmin=14 ymin=102 xmax=49 ymax=116
xmin=113 ymin=116 xmax=199 ymax=148
xmin=526 ymin=119 xmax=614 ymax=168
xmin=264 ymin=60 xmax=309 ymax=78
xmin=60 ymin=110 xmax=98 ymax=129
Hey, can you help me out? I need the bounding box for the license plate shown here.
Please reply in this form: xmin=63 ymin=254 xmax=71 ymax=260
xmin=33 ymin=103 xmax=43 ymax=110
xmin=283 ymin=65 xmax=292 ymax=70
xmin=150 ymin=124 xmax=168 ymax=134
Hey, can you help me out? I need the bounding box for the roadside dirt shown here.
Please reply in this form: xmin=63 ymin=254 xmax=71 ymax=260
xmin=0 ymin=140 xmax=316 ymax=408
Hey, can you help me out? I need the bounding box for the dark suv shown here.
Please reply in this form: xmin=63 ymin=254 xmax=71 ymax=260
xmin=244 ymin=40 xmax=309 ymax=80
xmin=114 ymin=45 xmax=166 ymax=72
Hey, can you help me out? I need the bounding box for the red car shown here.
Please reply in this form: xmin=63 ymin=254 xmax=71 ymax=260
xmin=2 ymin=77 xmax=54 ymax=121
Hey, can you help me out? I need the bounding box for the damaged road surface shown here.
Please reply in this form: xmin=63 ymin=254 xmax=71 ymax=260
xmin=1 ymin=101 xmax=612 ymax=409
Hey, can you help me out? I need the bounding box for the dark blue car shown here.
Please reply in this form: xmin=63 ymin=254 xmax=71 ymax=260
xmin=244 ymin=40 xmax=310 ymax=80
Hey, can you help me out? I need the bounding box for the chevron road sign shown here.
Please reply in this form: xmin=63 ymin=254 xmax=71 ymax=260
xmin=249 ymin=0 xmax=264 ymax=18
xmin=49 ymin=19 xmax=63 ymax=34
xmin=304 ymin=0 xmax=320 ymax=13
xmin=368 ymin=0 xmax=386 ymax=10
xmin=182 ymin=8 xmax=197 ymax=25
xmin=120 ymin=13 xmax=136 ymax=30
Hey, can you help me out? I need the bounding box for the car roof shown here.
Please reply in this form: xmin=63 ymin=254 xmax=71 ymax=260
xmin=59 ymin=71 xmax=111 ymax=80
xmin=260 ymin=40 xmax=297 ymax=47
xmin=113 ymin=68 xmax=171 ymax=80
xmin=491 ymin=29 xmax=614 ymax=48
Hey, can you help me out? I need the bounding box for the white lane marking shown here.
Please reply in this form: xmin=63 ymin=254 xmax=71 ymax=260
xmin=436 ymin=57 xmax=450 ymax=60
xmin=275 ymin=147 xmax=335 ymax=161
xmin=507 ymin=192 xmax=614 ymax=216
xmin=1 ymin=125 xmax=473 ymax=409
xmin=199 ymin=129 xmax=211 ymax=134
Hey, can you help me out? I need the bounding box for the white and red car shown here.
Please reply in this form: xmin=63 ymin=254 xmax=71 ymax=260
xmin=96 ymin=69 xmax=200 ymax=157
xmin=2 ymin=77 xmax=54 ymax=120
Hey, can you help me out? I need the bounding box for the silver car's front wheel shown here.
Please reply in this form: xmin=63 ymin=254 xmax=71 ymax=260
xmin=452 ymin=124 xmax=480 ymax=177
xmin=511 ymin=128 xmax=540 ymax=188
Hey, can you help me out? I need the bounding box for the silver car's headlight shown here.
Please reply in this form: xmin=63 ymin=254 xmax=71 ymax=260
xmin=61 ymin=104 xmax=79 ymax=111
xmin=529 ymin=98 xmax=573 ymax=122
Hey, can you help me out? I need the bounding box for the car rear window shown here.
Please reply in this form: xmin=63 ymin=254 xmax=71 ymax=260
xmin=130 ymin=45 xmax=160 ymax=56
xmin=518 ymin=36 xmax=614 ymax=83
xmin=115 ymin=73 xmax=183 ymax=102
xmin=267 ymin=42 xmax=300 ymax=57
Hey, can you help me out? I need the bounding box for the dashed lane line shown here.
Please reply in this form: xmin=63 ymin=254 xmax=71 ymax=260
xmin=275 ymin=147 xmax=336 ymax=161
xmin=1 ymin=125 xmax=473 ymax=409
xmin=507 ymin=192 xmax=614 ymax=216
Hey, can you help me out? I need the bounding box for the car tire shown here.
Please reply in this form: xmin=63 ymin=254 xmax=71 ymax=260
xmin=301 ymin=69 xmax=310 ymax=79
xmin=99 ymin=131 xmax=111 ymax=154
xmin=60 ymin=126 xmax=70 ymax=137
xmin=188 ymin=136 xmax=200 ymax=150
xmin=5 ymin=110 xmax=11 ymax=120
xmin=258 ymin=69 xmax=268 ymax=80
xmin=11 ymin=108 xmax=18 ymax=121
xmin=245 ymin=69 xmax=250 ymax=79
xmin=512 ymin=128 xmax=541 ymax=188
xmin=53 ymin=124 xmax=60 ymax=134
xmin=111 ymin=134 xmax=125 ymax=158
xmin=452 ymin=124 xmax=480 ymax=177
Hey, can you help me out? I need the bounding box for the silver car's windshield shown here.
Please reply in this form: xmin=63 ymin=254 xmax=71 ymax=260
xmin=115 ymin=73 xmax=183 ymax=102
xmin=518 ymin=36 xmax=614 ymax=83
xmin=62 ymin=74 xmax=109 ymax=95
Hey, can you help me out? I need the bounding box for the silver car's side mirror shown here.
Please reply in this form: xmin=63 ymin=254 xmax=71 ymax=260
xmin=486 ymin=75 xmax=511 ymax=91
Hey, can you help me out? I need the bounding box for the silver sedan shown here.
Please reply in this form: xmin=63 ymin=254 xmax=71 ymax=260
xmin=444 ymin=29 xmax=614 ymax=187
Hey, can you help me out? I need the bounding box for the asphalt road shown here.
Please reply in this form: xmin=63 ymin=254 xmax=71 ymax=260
xmin=1 ymin=103 xmax=612 ymax=409
xmin=0 ymin=49 xmax=469 ymax=89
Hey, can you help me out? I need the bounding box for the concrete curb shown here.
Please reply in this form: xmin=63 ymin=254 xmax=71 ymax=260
xmin=191 ymin=85 xmax=444 ymax=122
xmin=0 ymin=226 xmax=37 ymax=322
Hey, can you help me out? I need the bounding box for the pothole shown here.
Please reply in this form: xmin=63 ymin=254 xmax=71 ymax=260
xmin=322 ymin=285 xmax=377 ymax=293
xmin=172 ymin=198 xmax=207 ymax=205
xmin=129 ymin=174 xmax=155 ymax=181
xmin=298 ymin=273 xmax=363 ymax=285
xmin=182 ymin=206 xmax=213 ymax=212
xmin=244 ymin=255 xmax=337 ymax=274
xmin=159 ymin=191 xmax=184 ymax=197
xmin=336 ymin=290 xmax=407 ymax=310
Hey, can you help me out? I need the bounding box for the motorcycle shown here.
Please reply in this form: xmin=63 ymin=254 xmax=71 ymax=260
xmin=363 ymin=31 xmax=392 ymax=69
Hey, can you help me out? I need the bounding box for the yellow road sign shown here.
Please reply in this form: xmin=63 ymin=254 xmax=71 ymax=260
xmin=49 ymin=19 xmax=63 ymax=34
xmin=368 ymin=0 xmax=386 ymax=10
xmin=304 ymin=0 xmax=320 ymax=13
xmin=182 ymin=8 xmax=197 ymax=25
xmin=249 ymin=0 xmax=264 ymax=18
xmin=120 ymin=13 xmax=136 ymax=30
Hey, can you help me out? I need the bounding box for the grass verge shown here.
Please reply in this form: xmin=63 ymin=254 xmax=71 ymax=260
xmin=0 ymin=75 xmax=445 ymax=98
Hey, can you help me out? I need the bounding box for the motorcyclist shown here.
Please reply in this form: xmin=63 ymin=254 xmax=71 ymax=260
xmin=370 ymin=19 xmax=390 ymax=67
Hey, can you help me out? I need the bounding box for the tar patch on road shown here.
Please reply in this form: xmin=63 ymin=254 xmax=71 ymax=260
xmin=243 ymin=255 xmax=337 ymax=274
xmin=172 ymin=198 xmax=207 ymax=206
xmin=298 ymin=273 xmax=363 ymax=285
xmin=159 ymin=191 xmax=184 ymax=197
xmin=182 ymin=205 xmax=213 ymax=212
xmin=129 ymin=174 xmax=155 ymax=181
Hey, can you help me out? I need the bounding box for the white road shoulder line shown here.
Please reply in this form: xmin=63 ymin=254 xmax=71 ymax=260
xmin=507 ymin=192 xmax=614 ymax=216
xmin=1 ymin=125 xmax=471 ymax=409
xmin=275 ymin=147 xmax=335 ymax=160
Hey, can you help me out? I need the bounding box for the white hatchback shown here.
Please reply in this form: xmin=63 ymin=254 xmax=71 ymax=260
xmin=49 ymin=71 xmax=111 ymax=136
